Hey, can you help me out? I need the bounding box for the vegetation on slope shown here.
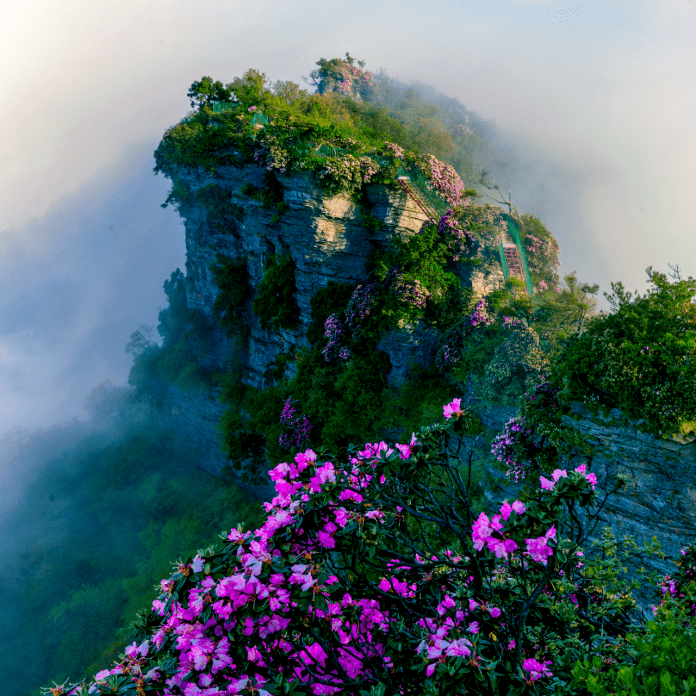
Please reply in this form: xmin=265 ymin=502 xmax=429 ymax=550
xmin=46 ymin=404 xmax=696 ymax=696
xmin=38 ymin=54 xmax=694 ymax=695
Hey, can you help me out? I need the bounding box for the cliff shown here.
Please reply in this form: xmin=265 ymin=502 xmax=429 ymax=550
xmin=172 ymin=162 xmax=502 ymax=386
xmin=151 ymin=158 xmax=695 ymax=571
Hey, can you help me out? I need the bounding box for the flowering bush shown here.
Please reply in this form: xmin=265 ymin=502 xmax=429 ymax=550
xmin=318 ymin=154 xmax=381 ymax=194
xmin=309 ymin=54 xmax=374 ymax=101
xmin=278 ymin=398 xmax=313 ymax=451
xmin=416 ymin=154 xmax=467 ymax=208
xmin=50 ymin=397 xmax=686 ymax=696
xmin=491 ymin=382 xmax=564 ymax=485
xmin=491 ymin=417 xmax=540 ymax=482
xmin=392 ymin=275 xmax=431 ymax=310
xmin=469 ymin=299 xmax=493 ymax=328
xmin=437 ymin=210 xmax=474 ymax=261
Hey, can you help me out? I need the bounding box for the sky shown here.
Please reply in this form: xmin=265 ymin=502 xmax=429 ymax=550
xmin=0 ymin=0 xmax=694 ymax=436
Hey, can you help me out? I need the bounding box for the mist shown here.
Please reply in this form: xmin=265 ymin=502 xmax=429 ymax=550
xmin=0 ymin=2 xmax=693 ymax=690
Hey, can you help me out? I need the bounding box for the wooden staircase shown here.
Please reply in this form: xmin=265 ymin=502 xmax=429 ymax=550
xmin=396 ymin=176 xmax=439 ymax=221
xmin=500 ymin=230 xmax=527 ymax=287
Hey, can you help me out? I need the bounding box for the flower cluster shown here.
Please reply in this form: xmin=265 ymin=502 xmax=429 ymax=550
xmin=344 ymin=282 xmax=380 ymax=339
xmin=502 ymin=316 xmax=524 ymax=329
xmin=443 ymin=397 xmax=465 ymax=419
xmin=437 ymin=210 xmax=474 ymax=260
xmin=454 ymin=124 xmax=473 ymax=137
xmin=540 ymin=464 xmax=597 ymax=492
xmin=318 ymin=154 xmax=380 ymax=193
xmin=321 ymin=313 xmax=345 ymax=362
xmin=538 ymin=280 xmax=549 ymax=291
xmin=278 ymin=398 xmax=313 ymax=451
xmin=525 ymin=234 xmax=544 ymax=254
xmin=337 ymin=63 xmax=373 ymax=98
xmin=321 ymin=282 xmax=382 ymax=362
xmin=469 ymin=299 xmax=493 ymax=327
xmin=416 ymin=154 xmax=466 ymax=208
xmin=392 ymin=276 xmax=431 ymax=310
xmin=491 ymin=417 xmax=537 ymax=482
xmin=383 ymin=141 xmax=405 ymax=159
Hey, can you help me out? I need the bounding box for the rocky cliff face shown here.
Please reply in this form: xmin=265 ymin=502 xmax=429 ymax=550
xmin=560 ymin=405 xmax=695 ymax=566
xmin=485 ymin=403 xmax=696 ymax=611
xmin=156 ymin=163 xmax=694 ymax=589
xmin=173 ymin=163 xmax=451 ymax=387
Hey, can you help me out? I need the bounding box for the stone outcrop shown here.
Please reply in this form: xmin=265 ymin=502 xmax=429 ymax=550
xmin=483 ymin=402 xmax=695 ymax=612
xmin=174 ymin=164 xmax=436 ymax=386
xmin=559 ymin=404 xmax=695 ymax=567
xmin=156 ymin=162 xmax=694 ymax=598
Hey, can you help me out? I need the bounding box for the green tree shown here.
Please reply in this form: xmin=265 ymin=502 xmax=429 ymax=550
xmin=553 ymin=266 xmax=695 ymax=436
xmin=187 ymin=76 xmax=233 ymax=109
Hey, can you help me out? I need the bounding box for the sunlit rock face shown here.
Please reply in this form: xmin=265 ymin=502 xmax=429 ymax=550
xmin=170 ymin=164 xmax=440 ymax=387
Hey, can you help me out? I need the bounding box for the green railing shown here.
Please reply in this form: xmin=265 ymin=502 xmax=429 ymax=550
xmin=507 ymin=217 xmax=533 ymax=294
xmin=211 ymin=101 xmax=237 ymax=113
xmin=498 ymin=241 xmax=510 ymax=281
xmin=250 ymin=112 xmax=269 ymax=128
xmin=396 ymin=163 xmax=451 ymax=219
xmin=498 ymin=216 xmax=533 ymax=295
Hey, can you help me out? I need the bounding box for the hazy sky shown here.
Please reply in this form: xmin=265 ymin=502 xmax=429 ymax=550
xmin=0 ymin=0 xmax=694 ymax=435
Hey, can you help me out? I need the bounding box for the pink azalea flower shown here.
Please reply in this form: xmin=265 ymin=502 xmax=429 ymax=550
xmin=490 ymin=607 xmax=502 ymax=618
xmin=317 ymin=531 xmax=336 ymax=548
xmin=443 ymin=397 xmax=463 ymax=419
xmin=523 ymin=657 xmax=553 ymax=681
xmin=540 ymin=476 xmax=555 ymax=491
xmin=445 ymin=638 xmax=472 ymax=657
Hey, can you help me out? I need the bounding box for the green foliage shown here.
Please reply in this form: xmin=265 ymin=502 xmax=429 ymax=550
xmin=187 ymin=76 xmax=234 ymax=109
xmin=571 ymin=597 xmax=696 ymax=696
xmin=4 ymin=419 xmax=265 ymax=696
xmin=218 ymin=375 xmax=286 ymax=480
xmin=210 ymin=253 xmax=250 ymax=337
xmin=252 ymin=253 xmax=301 ymax=331
xmin=128 ymin=270 xmax=215 ymax=396
xmin=553 ymin=267 xmax=696 ymax=437
xmin=154 ymin=60 xmax=500 ymax=203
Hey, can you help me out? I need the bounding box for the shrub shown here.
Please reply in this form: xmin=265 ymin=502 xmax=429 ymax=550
xmin=253 ymin=254 xmax=301 ymax=331
xmin=553 ymin=267 xmax=696 ymax=437
xmin=54 ymin=399 xmax=686 ymax=696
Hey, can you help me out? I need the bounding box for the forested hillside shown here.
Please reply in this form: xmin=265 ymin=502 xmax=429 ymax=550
xmin=39 ymin=56 xmax=695 ymax=696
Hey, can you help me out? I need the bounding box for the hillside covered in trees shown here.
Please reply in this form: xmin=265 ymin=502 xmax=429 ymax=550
xmin=38 ymin=56 xmax=695 ymax=696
